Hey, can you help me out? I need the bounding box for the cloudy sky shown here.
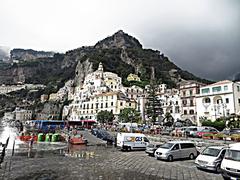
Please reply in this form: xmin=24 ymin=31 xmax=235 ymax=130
xmin=1 ymin=0 xmax=239 ymax=81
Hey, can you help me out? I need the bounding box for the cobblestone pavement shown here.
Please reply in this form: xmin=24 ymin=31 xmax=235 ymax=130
xmin=0 ymin=144 xmax=223 ymax=180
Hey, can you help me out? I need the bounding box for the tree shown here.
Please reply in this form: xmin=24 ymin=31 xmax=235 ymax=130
xmin=145 ymin=82 xmax=163 ymax=125
xmin=118 ymin=108 xmax=140 ymax=123
xmin=163 ymin=112 xmax=174 ymax=127
xmin=97 ymin=110 xmax=114 ymax=124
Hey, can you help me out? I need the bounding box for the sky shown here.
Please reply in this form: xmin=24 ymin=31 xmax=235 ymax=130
xmin=0 ymin=0 xmax=239 ymax=81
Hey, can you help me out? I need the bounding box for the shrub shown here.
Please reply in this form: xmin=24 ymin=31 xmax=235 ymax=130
xmin=201 ymin=119 xmax=226 ymax=131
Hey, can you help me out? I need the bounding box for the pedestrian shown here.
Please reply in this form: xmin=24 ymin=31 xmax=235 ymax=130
xmin=29 ymin=134 xmax=34 ymax=149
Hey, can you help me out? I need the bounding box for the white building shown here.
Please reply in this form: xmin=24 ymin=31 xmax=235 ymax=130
xmin=157 ymin=88 xmax=181 ymax=121
xmin=67 ymin=62 xmax=138 ymax=121
xmin=15 ymin=108 xmax=32 ymax=121
xmin=179 ymin=81 xmax=205 ymax=124
xmin=196 ymin=80 xmax=240 ymax=125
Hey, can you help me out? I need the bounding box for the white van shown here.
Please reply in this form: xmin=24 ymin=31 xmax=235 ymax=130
xmin=195 ymin=146 xmax=226 ymax=172
xmin=116 ymin=133 xmax=150 ymax=151
xmin=155 ymin=141 xmax=198 ymax=161
xmin=221 ymin=143 xmax=240 ymax=179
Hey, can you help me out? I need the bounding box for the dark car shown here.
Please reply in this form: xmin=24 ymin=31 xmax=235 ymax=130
xmin=229 ymin=128 xmax=240 ymax=135
xmin=222 ymin=128 xmax=240 ymax=135
xmin=145 ymin=143 xmax=162 ymax=156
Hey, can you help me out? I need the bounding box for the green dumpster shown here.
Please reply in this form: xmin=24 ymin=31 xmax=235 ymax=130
xmin=45 ymin=133 xmax=53 ymax=142
xmin=52 ymin=133 xmax=59 ymax=142
xmin=38 ymin=133 xmax=44 ymax=142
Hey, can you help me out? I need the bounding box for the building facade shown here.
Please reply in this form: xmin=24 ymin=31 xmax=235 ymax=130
xmin=179 ymin=81 xmax=205 ymax=124
xmin=196 ymin=80 xmax=240 ymax=125
xmin=67 ymin=63 xmax=138 ymax=121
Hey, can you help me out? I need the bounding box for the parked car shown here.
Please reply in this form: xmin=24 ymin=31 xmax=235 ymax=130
xmin=221 ymin=128 xmax=240 ymax=136
xmin=196 ymin=128 xmax=219 ymax=138
xmin=155 ymin=141 xmax=198 ymax=161
xmin=145 ymin=143 xmax=162 ymax=156
xmin=160 ymin=128 xmax=173 ymax=136
xmin=229 ymin=128 xmax=240 ymax=135
xmin=195 ymin=146 xmax=226 ymax=172
xmin=221 ymin=143 xmax=240 ymax=179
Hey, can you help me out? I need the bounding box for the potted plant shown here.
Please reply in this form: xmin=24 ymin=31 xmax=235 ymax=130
xmin=231 ymin=134 xmax=240 ymax=142
xmin=202 ymin=133 xmax=213 ymax=139
xmin=213 ymin=133 xmax=224 ymax=140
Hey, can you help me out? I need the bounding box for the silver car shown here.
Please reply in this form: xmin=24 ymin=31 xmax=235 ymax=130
xmin=155 ymin=141 xmax=198 ymax=161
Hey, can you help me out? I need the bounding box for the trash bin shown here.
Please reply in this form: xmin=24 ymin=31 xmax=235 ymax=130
xmin=52 ymin=133 xmax=59 ymax=142
xmin=38 ymin=133 xmax=44 ymax=142
xmin=45 ymin=133 xmax=53 ymax=142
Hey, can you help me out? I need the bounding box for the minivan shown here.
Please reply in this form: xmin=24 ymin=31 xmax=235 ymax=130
xmin=195 ymin=146 xmax=226 ymax=172
xmin=221 ymin=143 xmax=240 ymax=179
xmin=154 ymin=141 xmax=198 ymax=161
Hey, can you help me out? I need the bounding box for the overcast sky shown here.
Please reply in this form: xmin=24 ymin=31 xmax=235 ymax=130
xmin=1 ymin=0 xmax=239 ymax=81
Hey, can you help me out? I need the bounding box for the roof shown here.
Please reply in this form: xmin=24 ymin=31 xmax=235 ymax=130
xmin=167 ymin=140 xmax=194 ymax=144
xmin=117 ymin=133 xmax=146 ymax=137
xmin=229 ymin=143 xmax=240 ymax=150
xmin=202 ymin=80 xmax=232 ymax=88
xmin=207 ymin=146 xmax=227 ymax=150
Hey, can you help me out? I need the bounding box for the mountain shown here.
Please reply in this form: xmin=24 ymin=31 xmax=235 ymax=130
xmin=94 ymin=30 xmax=142 ymax=49
xmin=10 ymin=48 xmax=55 ymax=61
xmin=0 ymin=30 xmax=211 ymax=89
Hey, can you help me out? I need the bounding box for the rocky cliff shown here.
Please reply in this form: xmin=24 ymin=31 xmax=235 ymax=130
xmin=0 ymin=30 xmax=211 ymax=90
xmin=10 ymin=48 xmax=55 ymax=61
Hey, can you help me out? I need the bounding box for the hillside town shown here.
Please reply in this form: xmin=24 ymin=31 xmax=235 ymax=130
xmin=2 ymin=62 xmax=240 ymax=129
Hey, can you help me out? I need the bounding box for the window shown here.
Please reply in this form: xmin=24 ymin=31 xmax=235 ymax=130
xmin=190 ymin=100 xmax=194 ymax=106
xmin=101 ymin=103 xmax=103 ymax=108
xmin=111 ymin=102 xmax=113 ymax=106
xmin=190 ymin=110 xmax=194 ymax=114
xmin=239 ymin=99 xmax=240 ymax=104
xmin=183 ymin=91 xmax=186 ymax=96
xmin=96 ymin=103 xmax=98 ymax=109
xmin=226 ymin=98 xmax=229 ymax=104
xmin=105 ymin=103 xmax=108 ymax=108
xmin=181 ymin=143 xmax=195 ymax=149
xmin=237 ymin=86 xmax=240 ymax=92
xmin=204 ymin=98 xmax=211 ymax=103
xmin=184 ymin=110 xmax=187 ymax=115
xmin=212 ymin=86 xmax=221 ymax=93
xmin=176 ymin=101 xmax=178 ymax=105
xmin=224 ymin=85 xmax=228 ymax=91
xmin=120 ymin=102 xmax=123 ymax=106
xmin=202 ymin=88 xmax=210 ymax=94
xmin=129 ymin=103 xmax=131 ymax=106
xmin=189 ymin=90 xmax=193 ymax=96
xmin=172 ymin=144 xmax=180 ymax=150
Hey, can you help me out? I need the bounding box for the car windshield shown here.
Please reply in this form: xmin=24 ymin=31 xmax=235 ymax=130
xmin=201 ymin=129 xmax=210 ymax=132
xmin=224 ymin=149 xmax=240 ymax=161
xmin=160 ymin=143 xmax=174 ymax=149
xmin=202 ymin=147 xmax=221 ymax=157
xmin=147 ymin=144 xmax=154 ymax=148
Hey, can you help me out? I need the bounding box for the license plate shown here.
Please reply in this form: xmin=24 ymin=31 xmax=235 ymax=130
xmin=230 ymin=177 xmax=237 ymax=180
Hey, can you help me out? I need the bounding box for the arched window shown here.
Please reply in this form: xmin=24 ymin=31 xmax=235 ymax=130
xmin=205 ymin=98 xmax=211 ymax=103
xmin=189 ymin=110 xmax=194 ymax=114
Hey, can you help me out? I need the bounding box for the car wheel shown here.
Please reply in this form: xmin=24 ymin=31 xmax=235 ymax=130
xmin=167 ymin=155 xmax=173 ymax=162
xmin=189 ymin=153 xmax=195 ymax=160
xmin=216 ymin=164 xmax=221 ymax=173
